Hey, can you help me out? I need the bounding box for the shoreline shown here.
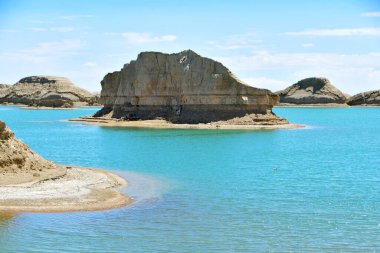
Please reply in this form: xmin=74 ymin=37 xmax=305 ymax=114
xmin=0 ymin=103 xmax=102 ymax=110
xmin=20 ymin=105 xmax=102 ymax=110
xmin=69 ymin=117 xmax=304 ymax=130
xmin=0 ymin=166 xmax=132 ymax=213
xmin=275 ymin=103 xmax=349 ymax=108
xmin=275 ymin=104 xmax=380 ymax=107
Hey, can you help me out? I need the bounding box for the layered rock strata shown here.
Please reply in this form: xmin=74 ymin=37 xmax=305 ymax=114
xmin=347 ymin=90 xmax=380 ymax=105
xmin=95 ymin=50 xmax=282 ymax=124
xmin=0 ymin=76 xmax=97 ymax=107
xmin=276 ymin=77 xmax=347 ymax=104
xmin=0 ymin=120 xmax=65 ymax=185
xmin=0 ymin=120 xmax=130 ymax=212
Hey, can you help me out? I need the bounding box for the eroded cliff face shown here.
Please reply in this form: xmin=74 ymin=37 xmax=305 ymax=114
xmin=276 ymin=77 xmax=347 ymax=104
xmin=0 ymin=121 xmax=65 ymax=185
xmin=347 ymin=90 xmax=380 ymax=105
xmin=0 ymin=76 xmax=97 ymax=107
xmin=96 ymin=50 xmax=279 ymax=123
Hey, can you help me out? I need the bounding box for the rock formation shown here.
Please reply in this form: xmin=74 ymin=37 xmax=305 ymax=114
xmin=347 ymin=90 xmax=380 ymax=105
xmin=0 ymin=120 xmax=65 ymax=185
xmin=95 ymin=50 xmax=283 ymax=124
xmin=0 ymin=76 xmax=97 ymax=107
xmin=0 ymin=120 xmax=130 ymax=212
xmin=276 ymin=77 xmax=347 ymax=104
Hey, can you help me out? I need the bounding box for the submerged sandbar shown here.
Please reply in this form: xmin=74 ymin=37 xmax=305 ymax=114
xmin=70 ymin=115 xmax=303 ymax=130
xmin=0 ymin=166 xmax=131 ymax=213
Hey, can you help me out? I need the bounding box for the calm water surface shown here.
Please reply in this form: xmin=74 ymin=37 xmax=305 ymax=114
xmin=0 ymin=106 xmax=380 ymax=252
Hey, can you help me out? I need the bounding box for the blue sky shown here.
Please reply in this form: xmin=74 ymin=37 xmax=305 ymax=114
xmin=0 ymin=0 xmax=379 ymax=94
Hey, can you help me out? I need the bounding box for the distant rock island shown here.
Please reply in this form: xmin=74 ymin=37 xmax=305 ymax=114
xmin=347 ymin=90 xmax=380 ymax=106
xmin=0 ymin=76 xmax=99 ymax=108
xmin=0 ymin=120 xmax=130 ymax=212
xmin=92 ymin=50 xmax=289 ymax=126
xmin=276 ymin=77 xmax=347 ymax=105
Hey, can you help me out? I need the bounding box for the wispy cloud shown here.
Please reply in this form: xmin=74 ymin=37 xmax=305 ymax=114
xmin=301 ymin=43 xmax=314 ymax=48
xmin=27 ymin=40 xmax=85 ymax=54
xmin=59 ymin=15 xmax=94 ymax=20
xmin=285 ymin=28 xmax=380 ymax=36
xmin=30 ymin=27 xmax=74 ymax=32
xmin=1 ymin=40 xmax=85 ymax=63
xmin=30 ymin=27 xmax=49 ymax=32
xmin=361 ymin=12 xmax=380 ymax=17
xmin=30 ymin=20 xmax=50 ymax=24
xmin=0 ymin=29 xmax=18 ymax=33
xmin=207 ymin=32 xmax=262 ymax=50
xmin=106 ymin=32 xmax=177 ymax=44
xmin=83 ymin=61 xmax=97 ymax=67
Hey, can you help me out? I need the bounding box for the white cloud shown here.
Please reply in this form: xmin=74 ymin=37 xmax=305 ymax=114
xmin=0 ymin=29 xmax=18 ymax=33
xmin=1 ymin=40 xmax=85 ymax=63
xmin=59 ymin=15 xmax=94 ymax=20
xmin=207 ymin=32 xmax=262 ymax=50
xmin=361 ymin=12 xmax=380 ymax=17
xmin=83 ymin=62 xmax=97 ymax=67
xmin=51 ymin=27 xmax=74 ymax=32
xmin=285 ymin=28 xmax=380 ymax=36
xmin=31 ymin=20 xmax=50 ymax=24
xmin=106 ymin=32 xmax=177 ymax=44
xmin=30 ymin=27 xmax=49 ymax=32
xmin=301 ymin=43 xmax=314 ymax=48
xmin=30 ymin=27 xmax=74 ymax=32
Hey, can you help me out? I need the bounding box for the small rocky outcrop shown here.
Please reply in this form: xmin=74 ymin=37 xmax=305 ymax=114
xmin=276 ymin=77 xmax=347 ymax=104
xmin=347 ymin=90 xmax=380 ymax=105
xmin=0 ymin=76 xmax=97 ymax=107
xmin=0 ymin=120 xmax=66 ymax=185
xmin=95 ymin=50 xmax=284 ymax=124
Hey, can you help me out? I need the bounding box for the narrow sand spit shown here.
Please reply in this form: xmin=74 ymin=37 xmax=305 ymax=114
xmin=275 ymin=103 xmax=349 ymax=107
xmin=0 ymin=166 xmax=131 ymax=213
xmin=69 ymin=117 xmax=304 ymax=130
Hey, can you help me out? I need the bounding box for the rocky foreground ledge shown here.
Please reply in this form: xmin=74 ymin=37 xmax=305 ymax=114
xmin=0 ymin=121 xmax=130 ymax=212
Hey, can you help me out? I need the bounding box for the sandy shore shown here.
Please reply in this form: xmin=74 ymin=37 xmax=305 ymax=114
xmin=0 ymin=166 xmax=131 ymax=213
xmin=21 ymin=106 xmax=75 ymax=110
xmin=69 ymin=116 xmax=304 ymax=130
xmin=275 ymin=103 xmax=349 ymax=107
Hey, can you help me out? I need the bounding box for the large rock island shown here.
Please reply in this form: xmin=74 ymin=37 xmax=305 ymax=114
xmin=347 ymin=90 xmax=380 ymax=106
xmin=86 ymin=50 xmax=295 ymax=129
xmin=276 ymin=77 xmax=347 ymax=105
xmin=0 ymin=120 xmax=130 ymax=212
xmin=0 ymin=76 xmax=98 ymax=108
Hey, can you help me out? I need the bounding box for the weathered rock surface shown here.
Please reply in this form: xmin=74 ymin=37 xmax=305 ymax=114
xmin=96 ymin=50 xmax=283 ymax=124
xmin=276 ymin=77 xmax=347 ymax=104
xmin=0 ymin=76 xmax=98 ymax=107
xmin=347 ymin=90 xmax=380 ymax=105
xmin=0 ymin=120 xmax=66 ymax=185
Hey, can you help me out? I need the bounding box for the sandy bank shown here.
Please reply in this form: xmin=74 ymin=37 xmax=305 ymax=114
xmin=275 ymin=103 xmax=349 ymax=107
xmin=0 ymin=166 xmax=131 ymax=213
xmin=69 ymin=116 xmax=303 ymax=130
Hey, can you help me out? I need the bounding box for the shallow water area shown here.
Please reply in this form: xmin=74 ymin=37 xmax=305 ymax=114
xmin=0 ymin=105 xmax=380 ymax=252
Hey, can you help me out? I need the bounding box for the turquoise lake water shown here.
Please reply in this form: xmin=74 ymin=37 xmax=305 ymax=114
xmin=0 ymin=106 xmax=380 ymax=252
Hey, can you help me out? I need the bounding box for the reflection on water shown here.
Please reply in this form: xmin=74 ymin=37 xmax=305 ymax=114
xmin=0 ymin=212 xmax=16 ymax=221
xmin=116 ymin=171 xmax=171 ymax=207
